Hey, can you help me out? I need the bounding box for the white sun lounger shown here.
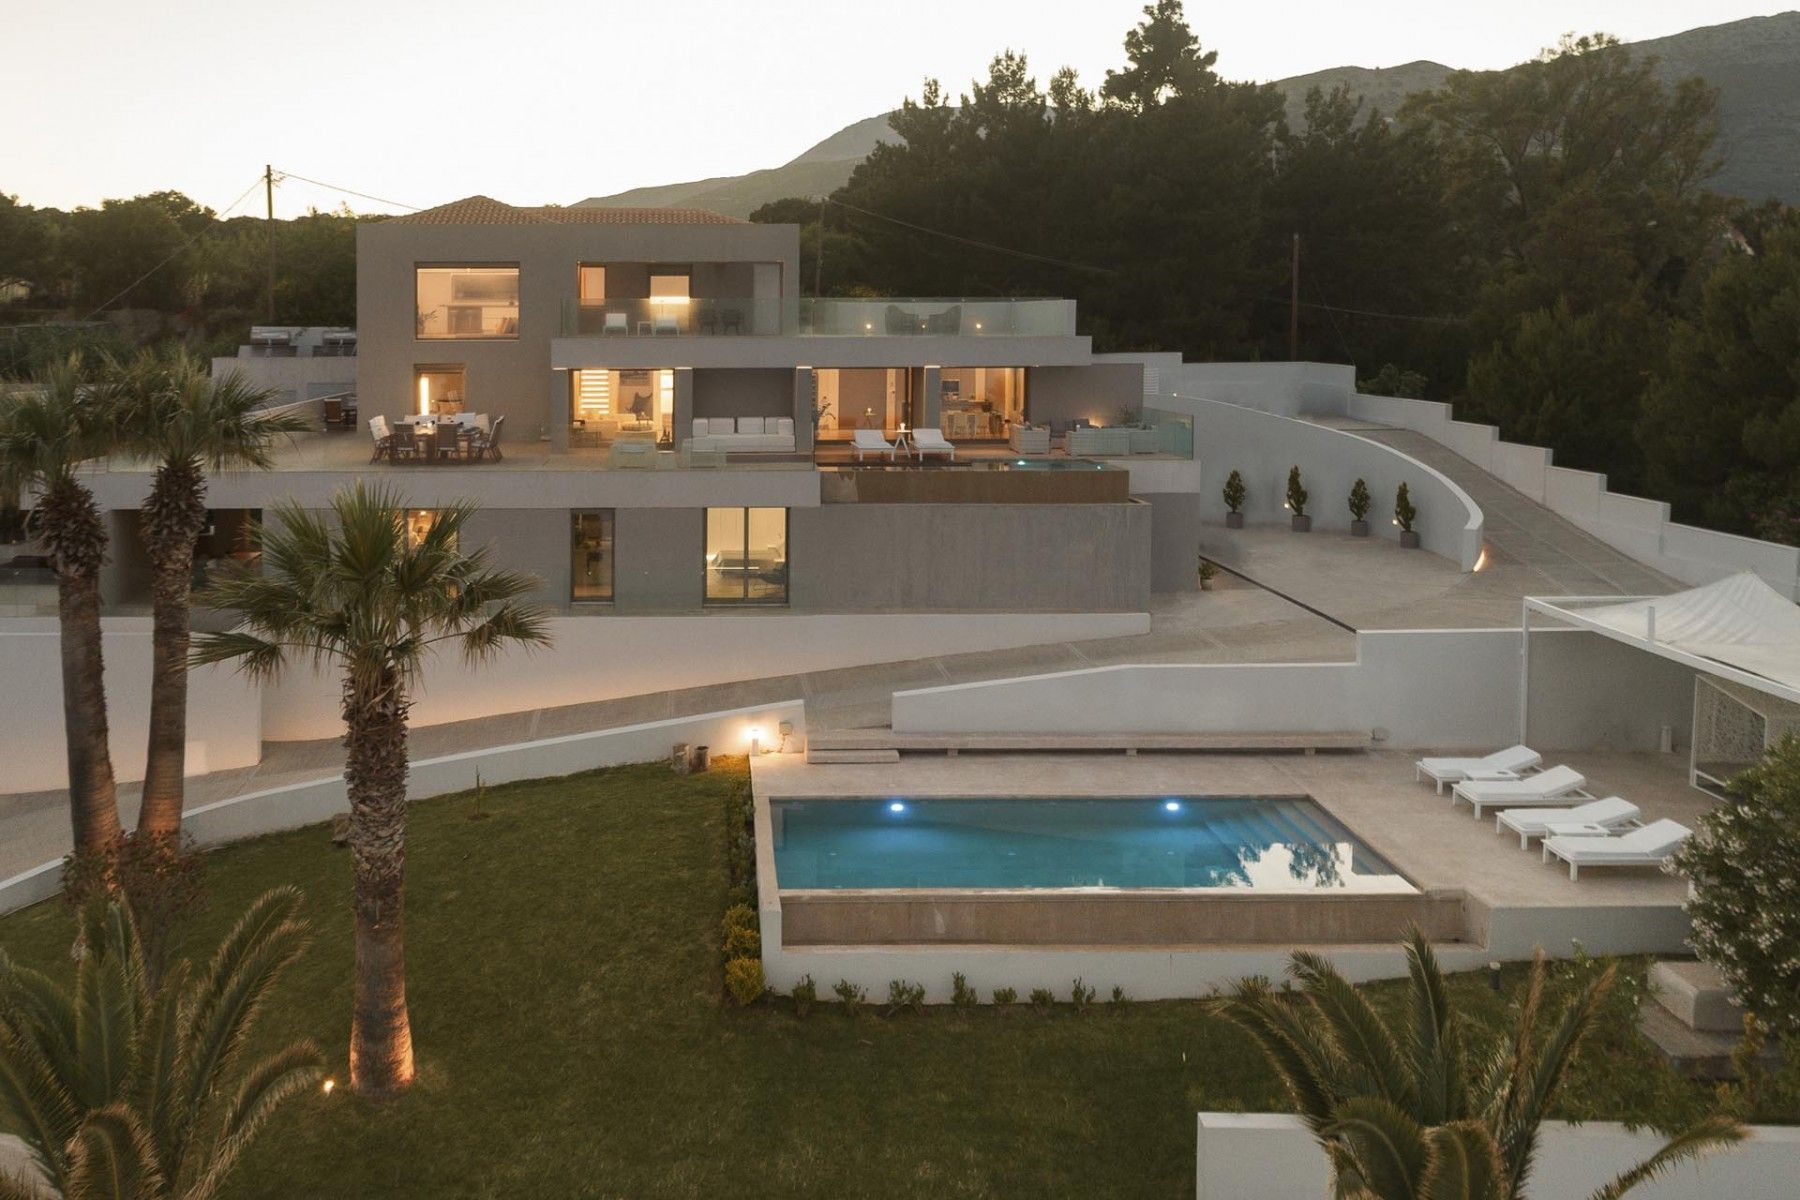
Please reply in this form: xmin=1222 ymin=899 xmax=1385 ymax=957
xmin=1541 ymin=819 xmax=1692 ymax=880
xmin=912 ymin=428 xmax=956 ymax=461
xmin=1495 ymin=797 xmax=1640 ymax=849
xmin=1451 ymin=765 xmax=1587 ymax=819
xmin=1415 ymin=744 xmax=1543 ymax=794
xmin=852 ymin=429 xmax=898 ymax=462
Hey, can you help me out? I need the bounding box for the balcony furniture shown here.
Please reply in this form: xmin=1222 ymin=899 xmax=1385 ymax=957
xmin=1452 ymin=766 xmax=1588 ymax=820
xmin=653 ymin=313 xmax=680 ymax=335
xmin=610 ymin=440 xmax=657 ymax=468
xmin=698 ymin=308 xmax=720 ymax=335
xmin=390 ymin=423 xmax=421 ymax=462
xmin=885 ymin=305 xmax=922 ymax=335
xmin=483 ymin=415 xmax=505 ymax=461
xmin=1495 ymin=797 xmax=1639 ymax=849
xmin=891 ymin=429 xmax=913 ymax=458
xmin=1008 ymin=423 xmax=1050 ymax=454
xmin=721 ymin=307 xmax=745 ymax=334
xmin=851 ymin=429 xmax=898 ymax=462
xmin=368 ymin=415 xmax=394 ymax=462
xmin=925 ymin=305 xmax=961 ymax=335
xmin=323 ymin=397 xmax=344 ymax=426
xmin=1066 ymin=426 xmax=1131 ymax=456
xmin=1541 ymin=819 xmax=1692 ymax=881
xmin=688 ymin=417 xmax=795 ymax=453
xmin=603 ymin=312 xmax=629 ymax=335
xmin=912 ymin=428 xmax=956 ymax=461
xmin=1417 ymin=744 xmax=1543 ymax=794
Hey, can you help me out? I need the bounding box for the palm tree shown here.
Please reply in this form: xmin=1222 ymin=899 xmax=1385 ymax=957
xmin=191 ymin=484 xmax=548 ymax=1098
xmin=1216 ymin=930 xmax=1744 ymax=1200
xmin=0 ymin=888 xmax=322 ymax=1199
xmin=112 ymin=350 xmax=305 ymax=839
xmin=0 ymin=354 xmax=122 ymax=855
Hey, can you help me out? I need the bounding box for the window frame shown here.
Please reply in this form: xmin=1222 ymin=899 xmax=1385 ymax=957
xmin=414 ymin=263 xmax=521 ymax=341
xmin=570 ymin=509 xmax=616 ymax=604
xmin=703 ymin=506 xmax=788 ymax=606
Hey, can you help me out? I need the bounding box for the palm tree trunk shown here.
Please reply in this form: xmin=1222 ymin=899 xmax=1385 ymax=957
xmin=343 ymin=671 xmax=415 ymax=1099
xmin=42 ymin=477 xmax=121 ymax=854
xmin=137 ymin=458 xmax=206 ymax=837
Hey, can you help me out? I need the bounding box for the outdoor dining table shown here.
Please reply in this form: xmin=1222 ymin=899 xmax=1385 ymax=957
xmin=398 ymin=416 xmax=473 ymax=461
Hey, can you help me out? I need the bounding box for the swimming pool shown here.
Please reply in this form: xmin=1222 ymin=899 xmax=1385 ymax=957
xmin=771 ymin=796 xmax=1412 ymax=893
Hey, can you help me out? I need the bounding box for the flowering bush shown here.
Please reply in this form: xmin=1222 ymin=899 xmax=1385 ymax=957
xmin=1673 ymin=735 xmax=1800 ymax=1035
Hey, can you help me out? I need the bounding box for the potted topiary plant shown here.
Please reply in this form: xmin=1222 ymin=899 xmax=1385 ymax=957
xmin=1198 ymin=556 xmax=1219 ymax=591
xmin=1394 ymin=481 xmax=1420 ymax=547
xmin=1222 ymin=470 xmax=1246 ymax=529
xmin=1348 ymin=478 xmax=1372 ymax=537
xmin=1285 ymin=466 xmax=1310 ymax=532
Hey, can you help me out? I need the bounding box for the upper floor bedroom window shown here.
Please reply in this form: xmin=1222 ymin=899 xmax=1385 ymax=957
xmin=416 ymin=266 xmax=519 ymax=339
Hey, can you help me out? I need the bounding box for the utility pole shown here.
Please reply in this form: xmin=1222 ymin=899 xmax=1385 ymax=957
xmin=814 ymin=197 xmax=826 ymax=298
xmin=264 ymin=164 xmax=276 ymax=323
xmin=1288 ymin=232 xmax=1300 ymax=362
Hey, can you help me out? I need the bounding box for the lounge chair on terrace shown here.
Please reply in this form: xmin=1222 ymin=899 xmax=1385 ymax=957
xmin=912 ymin=428 xmax=956 ymax=461
xmin=1452 ymin=765 xmax=1586 ymax=819
xmin=852 ymin=429 xmax=897 ymax=462
xmin=368 ymin=415 xmax=393 ymax=463
xmin=1416 ymin=744 xmax=1542 ymax=794
xmin=1495 ymin=797 xmax=1640 ymax=849
xmin=1541 ymin=819 xmax=1692 ymax=880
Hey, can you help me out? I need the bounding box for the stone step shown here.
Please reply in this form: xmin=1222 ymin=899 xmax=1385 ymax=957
xmin=804 ymin=748 xmax=901 ymax=765
xmin=1649 ymin=960 xmax=1743 ymax=1034
xmin=1637 ymin=1002 xmax=1775 ymax=1081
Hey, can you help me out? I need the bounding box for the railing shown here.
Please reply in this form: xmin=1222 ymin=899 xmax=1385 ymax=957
xmin=799 ymin=297 xmax=1073 ymax=336
xmin=1139 ymin=407 xmax=1195 ymax=458
xmin=561 ymin=297 xmax=785 ymax=337
xmin=558 ymin=296 xmax=1076 ymax=337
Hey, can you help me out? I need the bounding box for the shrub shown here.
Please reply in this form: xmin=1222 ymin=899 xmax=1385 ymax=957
xmin=791 ymin=974 xmax=817 ymax=1018
xmin=885 ymin=979 xmax=926 ymax=1016
xmin=724 ymin=957 xmax=764 ymax=1006
xmin=1357 ymin=363 xmax=1428 ymax=398
xmin=723 ymin=924 xmax=760 ymax=959
xmin=723 ymin=780 xmax=757 ymax=890
xmin=1221 ymin=469 xmax=1247 ymax=514
xmin=1285 ymin=466 xmax=1308 ymax=517
xmin=1029 ymin=987 xmax=1056 ymax=1009
xmin=1110 ymin=985 xmax=1128 ymax=1006
xmin=1348 ymin=478 xmax=1371 ymax=522
xmin=1071 ymin=978 xmax=1096 ymax=1012
xmin=833 ymin=979 xmax=867 ymax=1015
xmin=951 ymin=971 xmax=978 ymax=1008
xmin=1394 ymin=482 xmax=1417 ymax=532
xmin=992 ymin=986 xmax=1018 ymax=1006
xmin=1675 ymin=736 xmax=1800 ymax=1036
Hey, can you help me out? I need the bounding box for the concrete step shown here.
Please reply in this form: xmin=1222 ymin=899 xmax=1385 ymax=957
xmin=1637 ymin=1002 xmax=1774 ymax=1081
xmin=807 ymin=729 xmax=1372 ymax=755
xmin=1649 ymin=960 xmax=1743 ymax=1034
xmin=805 ymin=748 xmax=901 ymax=765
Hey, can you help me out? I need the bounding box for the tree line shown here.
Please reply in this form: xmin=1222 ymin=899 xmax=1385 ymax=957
xmin=752 ymin=2 xmax=1799 ymax=545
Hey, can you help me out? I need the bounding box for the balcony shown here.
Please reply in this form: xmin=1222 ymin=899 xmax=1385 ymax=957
xmin=557 ymin=297 xmax=1076 ymax=338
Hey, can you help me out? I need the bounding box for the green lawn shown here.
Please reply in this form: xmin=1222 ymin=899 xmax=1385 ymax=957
xmin=0 ymin=759 xmax=1750 ymax=1198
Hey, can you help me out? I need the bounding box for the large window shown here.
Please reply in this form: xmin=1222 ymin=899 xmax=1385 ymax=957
xmin=571 ymin=510 xmax=615 ymax=602
xmin=416 ymin=266 xmax=519 ymax=339
xmin=940 ymin=367 xmax=1024 ymax=439
xmin=413 ymin=364 xmax=465 ymax=416
xmin=404 ymin=509 xmax=455 ymax=551
xmin=705 ymin=507 xmax=787 ymax=604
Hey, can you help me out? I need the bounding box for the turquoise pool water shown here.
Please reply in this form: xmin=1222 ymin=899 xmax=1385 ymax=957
xmin=771 ymin=796 xmax=1411 ymax=892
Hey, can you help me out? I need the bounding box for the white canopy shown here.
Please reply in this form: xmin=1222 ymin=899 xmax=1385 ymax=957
xmin=1532 ymin=573 xmax=1800 ymax=699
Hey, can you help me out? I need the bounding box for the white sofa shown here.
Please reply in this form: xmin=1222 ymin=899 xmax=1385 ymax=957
xmin=1066 ymin=426 xmax=1132 ymax=456
xmin=688 ymin=417 xmax=796 ymax=453
xmin=1008 ymin=424 xmax=1050 ymax=454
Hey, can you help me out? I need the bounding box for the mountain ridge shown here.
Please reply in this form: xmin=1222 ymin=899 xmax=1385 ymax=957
xmin=574 ymin=12 xmax=1800 ymax=216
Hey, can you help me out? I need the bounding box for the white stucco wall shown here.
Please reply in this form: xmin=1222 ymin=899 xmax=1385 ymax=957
xmin=891 ymin=628 xmax=1697 ymax=752
xmin=0 ymin=618 xmax=263 ymax=793
xmin=261 ymin=611 xmax=1149 ymax=741
xmin=1195 ymin=1113 xmax=1800 ymax=1200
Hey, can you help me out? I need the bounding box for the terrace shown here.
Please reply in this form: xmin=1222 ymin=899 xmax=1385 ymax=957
xmin=558 ymin=296 xmax=1077 ymax=338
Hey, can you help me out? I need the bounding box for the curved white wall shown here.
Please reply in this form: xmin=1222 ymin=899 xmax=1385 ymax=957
xmin=1157 ymin=394 xmax=1483 ymax=570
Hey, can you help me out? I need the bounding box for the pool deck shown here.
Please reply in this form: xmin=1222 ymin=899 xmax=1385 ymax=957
xmin=751 ymin=748 xmax=1701 ymax=958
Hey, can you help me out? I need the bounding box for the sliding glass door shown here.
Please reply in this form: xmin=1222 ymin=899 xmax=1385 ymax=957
xmin=705 ymin=507 xmax=788 ymax=604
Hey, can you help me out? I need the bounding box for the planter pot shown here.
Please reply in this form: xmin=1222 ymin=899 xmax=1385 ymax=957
xmin=1290 ymin=514 xmax=1312 ymax=533
xmin=1199 ymin=578 xmax=1215 ymax=591
xmin=1350 ymin=520 xmax=1370 ymax=537
xmin=1225 ymin=512 xmax=1244 ymax=529
xmin=1399 ymin=529 xmax=1421 ymax=549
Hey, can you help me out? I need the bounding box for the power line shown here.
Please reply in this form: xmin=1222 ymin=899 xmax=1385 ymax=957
xmin=79 ymin=174 xmax=265 ymax=320
xmin=825 ymin=197 xmax=1118 ymax=277
xmin=271 ymin=169 xmax=422 ymax=213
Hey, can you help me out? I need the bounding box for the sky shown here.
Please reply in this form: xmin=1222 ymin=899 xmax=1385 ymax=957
xmin=7 ymin=1 xmax=1793 ymax=218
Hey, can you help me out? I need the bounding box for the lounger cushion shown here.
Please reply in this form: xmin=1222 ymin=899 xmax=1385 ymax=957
xmin=774 ymin=418 xmax=794 ymax=437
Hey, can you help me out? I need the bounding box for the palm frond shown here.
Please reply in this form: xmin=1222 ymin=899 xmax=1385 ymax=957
xmin=0 ymin=1025 xmax=81 ymax=1189
xmin=183 ymin=1042 xmax=322 ymax=1200
xmin=62 ymin=1103 xmax=165 ymax=1200
xmin=1214 ymin=980 xmax=1348 ymax=1127
xmin=1420 ymin=1120 xmax=1505 ymax=1200
xmin=1322 ymin=1096 xmax=1431 ymax=1200
xmin=1585 ymin=1114 xmax=1746 ymax=1200
xmin=1291 ymin=950 xmax=1419 ymax=1110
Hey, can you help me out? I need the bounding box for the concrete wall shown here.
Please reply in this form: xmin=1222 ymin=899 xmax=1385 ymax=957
xmin=1158 ymin=395 xmax=1484 ymax=570
xmin=692 ymin=367 xmax=792 ymax=419
xmin=1027 ymin=363 xmax=1146 ymax=426
xmin=1153 ymin=361 xmax=1355 ymax=417
xmin=0 ymin=701 xmax=802 ymax=917
xmin=462 ymin=508 xmax=573 ymax=607
xmin=0 ymin=618 xmax=263 ymax=793
xmin=260 ymin=610 xmax=1149 ymax=741
xmin=1195 ymin=1112 xmax=1800 ymax=1200
xmin=1348 ymin=392 xmax=1800 ymax=600
xmin=208 ymin=355 xmax=355 ymax=408
xmin=1141 ymin=492 xmax=1201 ymax=593
xmin=614 ymin=507 xmax=705 ymax=610
xmin=891 ymin=627 xmax=1696 ymax=753
xmin=787 ymin=502 xmax=1153 ymax=612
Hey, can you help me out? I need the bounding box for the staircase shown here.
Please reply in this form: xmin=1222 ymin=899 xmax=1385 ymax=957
xmin=1638 ymin=961 xmax=1773 ymax=1079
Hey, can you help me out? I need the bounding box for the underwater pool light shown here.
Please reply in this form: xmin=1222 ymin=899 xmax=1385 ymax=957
xmin=889 ymin=801 xmax=906 ymax=814
xmin=1163 ymin=800 xmax=1182 ymax=813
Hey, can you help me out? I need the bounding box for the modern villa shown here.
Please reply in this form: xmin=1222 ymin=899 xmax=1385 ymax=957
xmin=4 ymin=197 xmax=1800 ymax=1052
